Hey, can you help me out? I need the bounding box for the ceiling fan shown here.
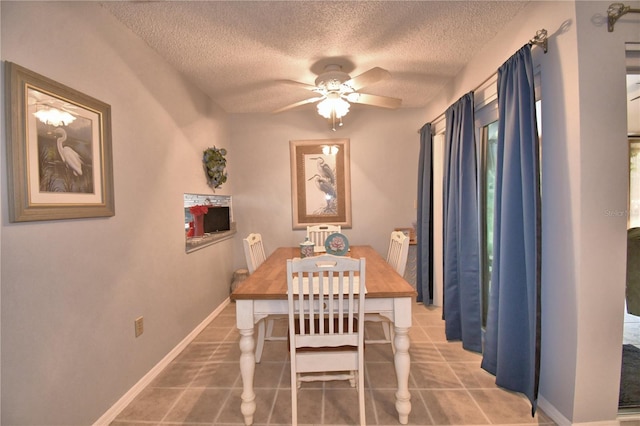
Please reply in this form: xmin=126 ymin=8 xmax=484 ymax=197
xmin=273 ymin=64 xmax=402 ymax=130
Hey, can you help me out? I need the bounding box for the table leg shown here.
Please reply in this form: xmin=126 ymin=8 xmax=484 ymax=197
xmin=394 ymin=325 xmax=412 ymax=425
xmin=236 ymin=300 xmax=257 ymax=425
xmin=239 ymin=327 xmax=256 ymax=425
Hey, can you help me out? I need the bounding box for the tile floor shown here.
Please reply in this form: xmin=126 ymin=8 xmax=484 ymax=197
xmin=112 ymin=301 xmax=557 ymax=425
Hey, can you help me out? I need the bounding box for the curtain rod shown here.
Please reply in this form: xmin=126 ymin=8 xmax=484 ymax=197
xmin=418 ymin=28 xmax=548 ymax=133
xmin=427 ymin=71 xmax=497 ymax=129
xmin=608 ymin=3 xmax=640 ymax=32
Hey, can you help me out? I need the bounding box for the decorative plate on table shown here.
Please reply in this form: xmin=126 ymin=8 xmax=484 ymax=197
xmin=324 ymin=233 xmax=349 ymax=256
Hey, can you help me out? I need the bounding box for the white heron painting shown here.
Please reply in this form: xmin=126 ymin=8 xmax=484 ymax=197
xmin=30 ymin=88 xmax=95 ymax=194
xmin=304 ymin=154 xmax=338 ymax=215
xmin=37 ymin=123 xmax=94 ymax=193
xmin=7 ymin=62 xmax=114 ymax=222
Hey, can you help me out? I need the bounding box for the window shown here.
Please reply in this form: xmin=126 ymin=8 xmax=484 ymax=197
xmin=476 ymin=92 xmax=541 ymax=329
xmin=476 ymin=98 xmax=498 ymax=329
xmin=480 ymin=120 xmax=498 ymax=327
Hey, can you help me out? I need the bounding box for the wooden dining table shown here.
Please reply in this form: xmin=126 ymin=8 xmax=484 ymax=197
xmin=230 ymin=245 xmax=417 ymax=425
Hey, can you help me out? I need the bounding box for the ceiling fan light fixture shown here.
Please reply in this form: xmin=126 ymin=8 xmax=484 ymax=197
xmin=34 ymin=107 xmax=76 ymax=127
xmin=345 ymin=92 xmax=360 ymax=102
xmin=314 ymin=64 xmax=350 ymax=91
xmin=322 ymin=145 xmax=339 ymax=155
xmin=317 ymin=95 xmax=350 ymax=119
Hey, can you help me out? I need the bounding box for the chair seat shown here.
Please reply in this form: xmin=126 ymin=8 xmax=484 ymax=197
xmin=289 ymin=317 xmax=360 ymax=352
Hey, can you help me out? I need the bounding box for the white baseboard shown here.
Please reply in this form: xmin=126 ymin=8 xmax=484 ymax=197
xmin=92 ymin=298 xmax=231 ymax=426
xmin=538 ymin=396 xmax=622 ymax=426
xmin=572 ymin=421 xmax=621 ymax=426
xmin=538 ymin=396 xmax=571 ymax=426
xmin=617 ymin=411 xmax=640 ymax=423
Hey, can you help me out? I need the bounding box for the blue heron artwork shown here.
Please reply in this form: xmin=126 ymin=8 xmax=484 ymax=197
xmin=305 ymin=154 xmax=338 ymax=215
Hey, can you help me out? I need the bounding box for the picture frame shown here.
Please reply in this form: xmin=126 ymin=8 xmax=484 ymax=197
xmin=290 ymin=138 xmax=351 ymax=229
xmin=5 ymin=62 xmax=115 ymax=222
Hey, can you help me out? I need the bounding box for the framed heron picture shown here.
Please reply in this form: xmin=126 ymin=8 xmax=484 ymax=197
xmin=289 ymin=138 xmax=351 ymax=229
xmin=5 ymin=62 xmax=114 ymax=222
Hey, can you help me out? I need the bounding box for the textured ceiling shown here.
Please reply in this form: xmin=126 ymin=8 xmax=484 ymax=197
xmin=101 ymin=1 xmax=530 ymax=114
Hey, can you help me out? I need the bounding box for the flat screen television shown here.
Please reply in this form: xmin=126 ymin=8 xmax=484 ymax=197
xmin=202 ymin=206 xmax=230 ymax=233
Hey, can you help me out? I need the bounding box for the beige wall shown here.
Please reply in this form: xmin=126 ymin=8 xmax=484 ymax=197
xmin=1 ymin=2 xmax=234 ymax=424
xmin=228 ymin=107 xmax=423 ymax=267
xmin=0 ymin=2 xmax=423 ymax=423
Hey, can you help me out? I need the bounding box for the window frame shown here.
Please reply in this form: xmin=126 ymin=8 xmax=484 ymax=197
xmin=475 ymin=101 xmax=499 ymax=329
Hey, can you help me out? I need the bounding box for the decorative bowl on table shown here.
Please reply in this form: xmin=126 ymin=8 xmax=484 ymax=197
xmin=324 ymin=233 xmax=349 ymax=256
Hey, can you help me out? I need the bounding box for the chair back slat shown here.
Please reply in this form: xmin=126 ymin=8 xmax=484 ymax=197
xmin=386 ymin=231 xmax=410 ymax=276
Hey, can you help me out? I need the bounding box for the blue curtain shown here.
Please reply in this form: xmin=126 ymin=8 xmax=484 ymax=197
xmin=481 ymin=45 xmax=541 ymax=414
xmin=417 ymin=123 xmax=433 ymax=305
xmin=442 ymin=92 xmax=482 ymax=353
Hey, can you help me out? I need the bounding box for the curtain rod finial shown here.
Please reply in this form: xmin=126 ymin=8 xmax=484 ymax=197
xmin=607 ymin=3 xmax=639 ymax=32
xmin=529 ymin=29 xmax=548 ymax=54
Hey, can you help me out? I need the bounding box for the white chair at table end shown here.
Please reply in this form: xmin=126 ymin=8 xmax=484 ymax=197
xmin=364 ymin=230 xmax=410 ymax=351
xmin=242 ymin=233 xmax=286 ymax=363
xmin=306 ymin=224 xmax=341 ymax=252
xmin=287 ymin=254 xmax=366 ymax=426
xmin=387 ymin=230 xmax=410 ymax=277
xmin=243 ymin=233 xmax=266 ymax=275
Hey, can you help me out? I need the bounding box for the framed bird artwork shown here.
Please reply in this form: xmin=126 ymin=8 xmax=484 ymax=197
xmin=289 ymin=138 xmax=351 ymax=229
xmin=4 ymin=62 xmax=114 ymax=222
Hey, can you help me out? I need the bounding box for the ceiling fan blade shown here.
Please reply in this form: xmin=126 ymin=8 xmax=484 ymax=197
xmin=276 ymin=79 xmax=319 ymax=92
xmin=344 ymin=67 xmax=391 ymax=91
xmin=347 ymin=92 xmax=401 ymax=109
xmin=631 ymin=94 xmax=640 ymax=101
xmin=272 ymin=96 xmax=325 ymax=114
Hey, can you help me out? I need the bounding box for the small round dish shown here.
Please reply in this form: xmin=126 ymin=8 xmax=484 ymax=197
xmin=324 ymin=233 xmax=349 ymax=256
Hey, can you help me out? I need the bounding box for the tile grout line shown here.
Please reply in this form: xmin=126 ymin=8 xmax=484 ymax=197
xmin=430 ymin=337 xmax=493 ymax=425
xmin=451 ymin=364 xmax=493 ymax=425
xmin=208 ymin=336 xmax=245 ymax=424
xmin=212 ymin=344 xmax=244 ymax=425
xmin=157 ymin=352 xmax=218 ymax=422
xmin=363 ymin=363 xmax=380 ymax=425
xmin=406 ymin=360 xmax=437 ymax=425
xmin=266 ymin=360 xmax=288 ymax=425
xmin=184 ymin=315 xmax=239 ymax=424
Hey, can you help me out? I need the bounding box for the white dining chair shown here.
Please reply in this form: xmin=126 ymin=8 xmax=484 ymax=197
xmin=287 ymin=254 xmax=366 ymax=426
xmin=243 ymin=233 xmax=266 ymax=274
xmin=364 ymin=231 xmax=410 ymax=351
xmin=242 ymin=233 xmax=286 ymax=363
xmin=386 ymin=231 xmax=411 ymax=277
xmin=306 ymin=224 xmax=341 ymax=252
